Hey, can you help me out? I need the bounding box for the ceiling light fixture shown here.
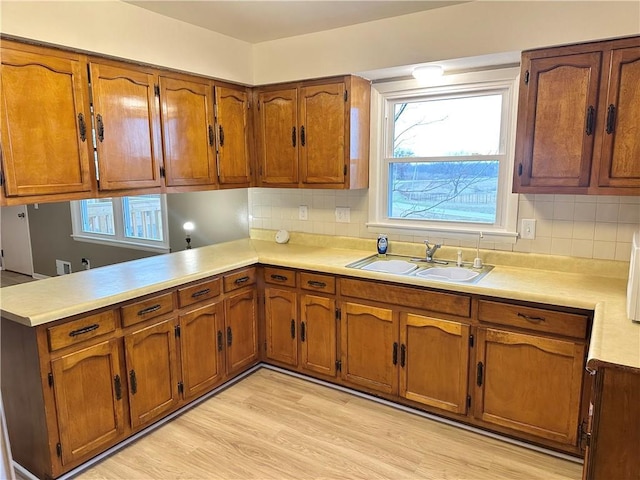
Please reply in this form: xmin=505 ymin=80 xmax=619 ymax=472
xmin=412 ymin=65 xmax=444 ymax=80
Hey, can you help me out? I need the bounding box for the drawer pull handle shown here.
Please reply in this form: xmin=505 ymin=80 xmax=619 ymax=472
xmin=271 ymin=274 xmax=288 ymax=282
xmin=517 ymin=312 xmax=545 ymax=323
xmin=234 ymin=276 xmax=249 ymax=286
xmin=191 ymin=288 xmax=211 ymax=298
xmin=69 ymin=323 xmax=99 ymax=337
xmin=138 ymin=304 xmax=162 ymax=316
xmin=307 ymin=280 xmax=327 ymax=289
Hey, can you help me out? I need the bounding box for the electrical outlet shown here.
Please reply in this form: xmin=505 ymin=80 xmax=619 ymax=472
xmin=335 ymin=207 xmax=351 ymax=223
xmin=55 ymin=259 xmax=72 ymax=275
xmin=299 ymin=205 xmax=308 ymax=221
xmin=521 ymin=219 xmax=536 ymax=240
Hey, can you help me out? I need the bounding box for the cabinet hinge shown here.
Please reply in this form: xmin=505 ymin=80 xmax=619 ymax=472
xmin=154 ymin=84 xmax=160 ymax=97
xmin=524 ymin=70 xmax=530 ymax=85
xmin=56 ymin=443 xmax=62 ymax=458
xmin=469 ymin=334 xmax=474 ymax=347
xmin=48 ymin=372 xmax=54 ymax=388
xmin=174 ymin=325 xmax=181 ymax=338
xmin=335 ymin=308 xmax=341 ymax=320
xmin=160 ymin=166 xmax=166 ymax=178
xmin=336 ymin=360 xmax=342 ymax=372
xmin=178 ymin=381 xmax=184 ymax=394
xmin=518 ymin=163 xmax=523 ymax=176
xmin=467 ymin=395 xmax=471 ymax=409
xmin=344 ymin=90 xmax=348 ymax=102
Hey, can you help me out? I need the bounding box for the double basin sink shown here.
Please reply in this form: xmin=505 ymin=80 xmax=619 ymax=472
xmin=346 ymin=254 xmax=493 ymax=284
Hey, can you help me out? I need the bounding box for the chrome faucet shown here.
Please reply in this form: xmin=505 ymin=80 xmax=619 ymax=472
xmin=424 ymin=240 xmax=441 ymax=262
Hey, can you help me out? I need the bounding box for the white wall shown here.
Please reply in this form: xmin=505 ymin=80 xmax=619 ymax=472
xmin=0 ymin=0 xmax=253 ymax=84
xmin=253 ymin=1 xmax=640 ymax=83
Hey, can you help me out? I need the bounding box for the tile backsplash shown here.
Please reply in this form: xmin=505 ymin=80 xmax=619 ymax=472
xmin=248 ymin=189 xmax=640 ymax=261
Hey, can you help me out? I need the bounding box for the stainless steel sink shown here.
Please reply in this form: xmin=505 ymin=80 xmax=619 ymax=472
xmin=346 ymin=254 xmax=493 ymax=284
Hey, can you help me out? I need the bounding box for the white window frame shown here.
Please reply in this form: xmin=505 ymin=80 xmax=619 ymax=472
xmin=70 ymin=195 xmax=170 ymax=253
xmin=368 ymin=68 xmax=520 ymax=243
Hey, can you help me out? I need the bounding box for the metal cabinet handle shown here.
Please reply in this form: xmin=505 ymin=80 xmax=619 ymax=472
xmin=400 ymin=344 xmax=406 ymax=368
xmin=300 ymin=322 xmax=306 ymax=342
xmin=234 ymin=276 xmax=249 ymax=286
xmin=290 ymin=319 xmax=296 ymax=339
xmin=517 ymin=312 xmax=545 ymax=322
xmin=307 ymin=280 xmax=327 ymax=289
xmin=191 ymin=288 xmax=211 ymax=298
xmin=137 ymin=304 xmax=161 ymax=316
xmin=227 ymin=326 xmax=232 ymax=346
xmin=271 ymin=274 xmax=288 ymax=282
xmin=392 ymin=342 xmax=398 ymax=365
xmin=208 ymin=125 xmax=214 ymax=146
xmin=129 ymin=369 xmax=138 ymax=395
xmin=292 ymin=126 xmax=296 ymax=147
xmin=96 ymin=114 xmax=104 ymax=142
xmin=476 ymin=362 xmax=484 ymax=387
xmin=585 ymin=106 xmax=595 ymax=136
xmin=300 ymin=125 xmax=306 ymax=146
xmin=114 ymin=375 xmax=122 ymax=400
xmin=219 ymin=125 xmax=225 ymax=146
xmin=69 ymin=323 xmax=99 ymax=337
xmin=78 ymin=113 xmax=87 ymax=142
xmin=606 ymin=104 xmax=616 ymax=134
xmin=217 ymin=330 xmax=223 ymax=352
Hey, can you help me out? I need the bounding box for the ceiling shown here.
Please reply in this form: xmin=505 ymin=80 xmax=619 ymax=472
xmin=126 ymin=1 xmax=466 ymax=43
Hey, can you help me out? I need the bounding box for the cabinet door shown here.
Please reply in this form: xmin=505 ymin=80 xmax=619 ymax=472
xmin=215 ymin=86 xmax=252 ymax=185
xmin=0 ymin=46 xmax=93 ymax=197
xmin=124 ymin=319 xmax=180 ymax=428
xmin=341 ymin=302 xmax=398 ymax=394
xmin=160 ymin=76 xmax=216 ymax=187
xmin=475 ymin=328 xmax=585 ymax=445
xmin=224 ymin=289 xmax=259 ymax=376
xmin=51 ymin=340 xmax=124 ymax=465
xmin=399 ymin=313 xmax=470 ymax=415
xmin=179 ymin=302 xmax=225 ymax=401
xmin=90 ymin=62 xmax=163 ymax=191
xmin=265 ymin=287 xmax=298 ymax=366
xmin=597 ymin=46 xmax=640 ymax=188
xmin=515 ymin=52 xmax=602 ymax=190
xmin=257 ymin=88 xmax=298 ymax=184
xmin=299 ymin=83 xmax=346 ymax=185
xmin=300 ymin=294 xmax=337 ymax=377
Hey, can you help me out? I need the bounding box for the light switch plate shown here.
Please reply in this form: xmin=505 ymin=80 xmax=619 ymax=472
xmin=521 ymin=219 xmax=536 ymax=239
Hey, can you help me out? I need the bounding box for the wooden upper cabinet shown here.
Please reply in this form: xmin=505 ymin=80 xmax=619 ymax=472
xmin=256 ymin=76 xmax=370 ymax=189
xmin=90 ymin=62 xmax=163 ymax=192
xmin=596 ymin=45 xmax=640 ymax=188
xmin=515 ymin=51 xmax=601 ymax=192
xmin=514 ymin=35 xmax=640 ymax=195
xmin=299 ymin=83 xmax=346 ymax=185
xmin=0 ymin=42 xmax=94 ymax=200
xmin=257 ymin=88 xmax=299 ymax=184
xmin=159 ymin=75 xmax=217 ymax=188
xmin=215 ymin=85 xmax=252 ymax=186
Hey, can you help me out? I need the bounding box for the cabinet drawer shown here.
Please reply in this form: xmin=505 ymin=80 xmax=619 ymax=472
xmin=121 ymin=292 xmax=175 ymax=327
xmin=223 ymin=267 xmax=256 ymax=292
xmin=264 ymin=267 xmax=297 ymax=287
xmin=47 ymin=310 xmax=116 ymax=351
xmin=300 ymin=272 xmax=335 ymax=294
xmin=178 ymin=277 xmax=221 ymax=308
xmin=478 ymin=300 xmax=589 ymax=339
xmin=340 ymin=278 xmax=471 ymax=318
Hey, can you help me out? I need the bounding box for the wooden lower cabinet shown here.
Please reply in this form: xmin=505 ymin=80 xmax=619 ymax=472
xmin=50 ymin=339 xmax=125 ymax=465
xmin=474 ymin=328 xmax=586 ymax=446
xmin=341 ymin=302 xmax=398 ymax=394
xmin=179 ymin=302 xmax=225 ymax=400
xmin=400 ymin=313 xmax=470 ymax=415
xmin=583 ymin=366 xmax=640 ymax=479
xmin=224 ymin=289 xmax=259 ymax=376
xmin=264 ymin=287 xmax=298 ymax=366
xmin=300 ymin=294 xmax=336 ymax=376
xmin=124 ymin=318 xmax=180 ymax=429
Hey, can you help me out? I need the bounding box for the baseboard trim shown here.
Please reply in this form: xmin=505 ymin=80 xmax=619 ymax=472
xmin=31 ymin=273 xmax=50 ymax=280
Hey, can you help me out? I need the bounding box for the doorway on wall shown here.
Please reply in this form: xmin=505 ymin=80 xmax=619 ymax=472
xmin=0 ymin=205 xmax=34 ymax=276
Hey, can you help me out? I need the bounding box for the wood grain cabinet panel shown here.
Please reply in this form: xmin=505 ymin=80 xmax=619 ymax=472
xmin=341 ymin=302 xmax=398 ymax=395
xmin=475 ymin=328 xmax=586 ymax=446
xmin=0 ymin=43 xmax=94 ymax=199
xmin=124 ymin=318 xmax=180 ymax=428
xmin=596 ymin=45 xmax=640 ymax=188
xmin=51 ymin=339 xmax=124 ymax=465
xmin=179 ymin=302 xmax=225 ymax=400
xmin=300 ymin=294 xmax=337 ymax=377
xmin=215 ymin=85 xmax=252 ymax=186
xmin=89 ymin=62 xmax=163 ymax=192
xmin=159 ymin=75 xmax=216 ymax=187
xmin=400 ymin=313 xmax=470 ymax=415
xmin=264 ymin=287 xmax=298 ymax=366
xmin=224 ymin=289 xmax=259 ymax=376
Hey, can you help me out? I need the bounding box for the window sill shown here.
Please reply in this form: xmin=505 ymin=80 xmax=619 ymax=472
xmin=366 ymin=221 xmax=518 ymax=244
xmin=71 ymin=234 xmax=170 ymax=253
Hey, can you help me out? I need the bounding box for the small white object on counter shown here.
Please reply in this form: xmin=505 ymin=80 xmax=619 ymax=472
xmin=275 ymin=230 xmax=290 ymax=244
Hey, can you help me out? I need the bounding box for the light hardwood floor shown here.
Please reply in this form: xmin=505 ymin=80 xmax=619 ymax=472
xmin=77 ymin=369 xmax=582 ymax=480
